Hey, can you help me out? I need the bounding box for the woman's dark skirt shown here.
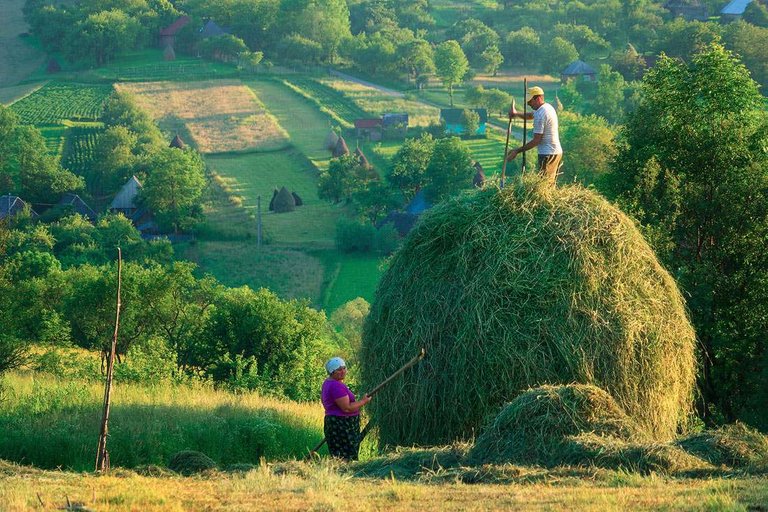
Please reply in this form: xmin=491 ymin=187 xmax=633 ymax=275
xmin=324 ymin=414 xmax=361 ymax=461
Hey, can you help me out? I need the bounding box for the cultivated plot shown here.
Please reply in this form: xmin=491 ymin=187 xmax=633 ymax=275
xmin=115 ymin=80 xmax=289 ymax=154
xmin=10 ymin=82 xmax=112 ymax=125
xmin=318 ymin=78 xmax=440 ymax=126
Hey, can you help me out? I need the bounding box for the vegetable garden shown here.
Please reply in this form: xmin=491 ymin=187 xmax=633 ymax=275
xmin=10 ymin=82 xmax=112 ymax=125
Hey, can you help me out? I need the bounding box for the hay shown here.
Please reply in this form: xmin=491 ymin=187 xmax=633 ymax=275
xmin=467 ymin=384 xmax=641 ymax=466
xmin=273 ymin=186 xmax=296 ymax=213
xmin=677 ymin=423 xmax=768 ymax=469
xmin=361 ymin=176 xmax=697 ymax=447
xmin=168 ymin=450 xmax=217 ymax=475
xmin=563 ymin=433 xmax=712 ymax=474
xmin=350 ymin=444 xmax=467 ymax=479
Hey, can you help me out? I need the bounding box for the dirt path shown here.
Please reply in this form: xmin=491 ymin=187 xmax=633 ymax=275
xmin=0 ymin=0 xmax=45 ymax=88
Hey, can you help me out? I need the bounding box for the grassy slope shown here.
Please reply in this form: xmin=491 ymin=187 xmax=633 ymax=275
xmin=0 ymin=0 xmax=45 ymax=88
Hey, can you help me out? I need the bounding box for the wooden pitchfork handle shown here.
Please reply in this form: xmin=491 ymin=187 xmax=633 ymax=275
xmin=500 ymin=100 xmax=515 ymax=189
xmin=307 ymin=348 xmax=426 ymax=458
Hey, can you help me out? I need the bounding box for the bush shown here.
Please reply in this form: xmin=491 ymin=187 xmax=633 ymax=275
xmin=336 ymin=218 xmax=399 ymax=255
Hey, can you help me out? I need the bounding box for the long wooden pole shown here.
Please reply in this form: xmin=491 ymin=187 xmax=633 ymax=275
xmin=522 ymin=78 xmax=528 ymax=174
xmin=96 ymin=247 xmax=122 ymax=472
xmin=308 ymin=348 xmax=426 ymax=457
xmin=499 ymin=101 xmax=515 ymax=189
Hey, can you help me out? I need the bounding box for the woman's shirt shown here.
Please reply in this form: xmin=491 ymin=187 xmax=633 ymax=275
xmin=321 ymin=378 xmax=359 ymax=417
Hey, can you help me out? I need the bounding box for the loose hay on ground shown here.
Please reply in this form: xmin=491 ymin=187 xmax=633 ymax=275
xmin=361 ymin=176 xmax=697 ymax=447
xmin=168 ymin=450 xmax=217 ymax=476
xmin=677 ymin=423 xmax=768 ymax=470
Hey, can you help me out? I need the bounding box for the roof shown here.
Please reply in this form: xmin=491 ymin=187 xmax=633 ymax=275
xmin=159 ymin=16 xmax=190 ymax=36
xmin=57 ymin=193 xmax=98 ymax=220
xmin=721 ymin=0 xmax=752 ymax=15
xmin=440 ymin=108 xmax=488 ymax=125
xmin=562 ymin=60 xmax=597 ymax=76
xmin=0 ymin=195 xmax=37 ymax=219
xmin=109 ymin=176 xmax=142 ymax=210
xmin=405 ymin=189 xmax=431 ymax=215
xmin=200 ymin=20 xmax=228 ymax=38
xmin=354 ymin=118 xmax=383 ymax=129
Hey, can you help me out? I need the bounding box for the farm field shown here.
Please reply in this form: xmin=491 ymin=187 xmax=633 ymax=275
xmin=318 ymin=252 xmax=384 ymax=313
xmin=10 ymin=82 xmax=112 ymax=125
xmin=318 ymin=77 xmax=440 ymax=126
xmin=284 ymin=77 xmax=369 ymax=126
xmin=115 ymin=80 xmax=289 ymax=154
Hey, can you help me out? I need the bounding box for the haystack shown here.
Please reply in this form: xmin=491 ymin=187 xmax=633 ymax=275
xmin=273 ymin=186 xmax=296 ymax=213
xmin=333 ymin=136 xmax=350 ymax=157
xmin=163 ymin=45 xmax=176 ymax=61
xmin=468 ymin=385 xmax=640 ymax=466
xmin=677 ymin=423 xmax=768 ymax=469
xmin=361 ymin=176 xmax=697 ymax=447
xmin=268 ymin=188 xmax=278 ymax=211
xmin=325 ymin=130 xmax=340 ymax=150
xmin=291 ymin=191 xmax=303 ymax=206
xmin=168 ymin=450 xmax=216 ymax=475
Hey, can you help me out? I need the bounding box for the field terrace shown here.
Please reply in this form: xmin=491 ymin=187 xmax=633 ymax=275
xmin=115 ymin=80 xmax=289 ymax=154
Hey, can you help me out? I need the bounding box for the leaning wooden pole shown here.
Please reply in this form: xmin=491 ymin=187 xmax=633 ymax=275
xmin=499 ymin=100 xmax=515 ymax=189
xmin=96 ymin=247 xmax=122 ymax=472
xmin=522 ymin=77 xmax=528 ymax=174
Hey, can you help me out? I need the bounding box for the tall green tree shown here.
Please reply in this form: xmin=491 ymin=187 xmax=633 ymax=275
xmin=594 ymin=64 xmax=627 ymax=124
xmin=424 ymin=137 xmax=473 ymax=202
xmin=140 ymin=147 xmax=206 ymax=234
xmin=387 ymin=134 xmax=435 ymax=200
xmin=318 ymin=155 xmax=374 ymax=204
xmin=434 ymin=40 xmax=469 ymax=107
xmin=604 ymin=44 xmax=768 ymax=428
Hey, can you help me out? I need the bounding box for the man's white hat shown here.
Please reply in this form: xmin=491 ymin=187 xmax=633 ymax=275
xmin=325 ymin=357 xmax=346 ymax=374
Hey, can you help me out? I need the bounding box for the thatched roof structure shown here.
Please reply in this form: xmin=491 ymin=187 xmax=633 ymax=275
xmin=355 ymin=147 xmax=370 ymax=168
xmin=170 ymin=134 xmax=185 ymax=149
xmin=0 ymin=195 xmax=38 ymax=219
xmin=333 ymin=136 xmax=350 ymax=157
xmin=109 ymin=176 xmax=142 ymax=212
xmin=273 ymin=186 xmax=296 ymax=213
xmin=57 ymin=193 xmax=97 ymax=220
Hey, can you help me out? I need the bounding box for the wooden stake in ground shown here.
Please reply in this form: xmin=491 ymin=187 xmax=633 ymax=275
xmin=522 ymin=77 xmax=528 ymax=174
xmin=500 ymin=100 xmax=515 ymax=189
xmin=96 ymin=248 xmax=122 ymax=472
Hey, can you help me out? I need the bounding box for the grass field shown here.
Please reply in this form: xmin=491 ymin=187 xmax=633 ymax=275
xmin=205 ymin=149 xmax=338 ymax=247
xmin=319 ymin=78 xmax=440 ymax=126
xmin=115 ymin=80 xmax=290 ymax=154
xmin=318 ymin=252 xmax=384 ymax=313
xmin=0 ymin=0 xmax=45 ymax=88
xmin=90 ymin=49 xmax=240 ymax=82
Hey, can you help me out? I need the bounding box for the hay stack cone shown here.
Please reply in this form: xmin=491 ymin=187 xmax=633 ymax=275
xmin=361 ymin=176 xmax=696 ymax=447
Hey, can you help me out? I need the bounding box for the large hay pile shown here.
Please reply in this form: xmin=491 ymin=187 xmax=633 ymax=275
xmin=361 ymin=177 xmax=696 ymax=447
xmin=467 ymin=385 xmax=640 ymax=466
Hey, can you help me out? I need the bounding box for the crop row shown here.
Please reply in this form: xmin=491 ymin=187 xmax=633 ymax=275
xmin=61 ymin=126 xmax=104 ymax=174
xmin=285 ymin=79 xmax=369 ymax=124
xmin=11 ymin=82 xmax=113 ymax=125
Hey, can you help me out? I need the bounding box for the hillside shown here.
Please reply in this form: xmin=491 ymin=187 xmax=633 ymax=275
xmin=0 ymin=0 xmax=44 ymax=89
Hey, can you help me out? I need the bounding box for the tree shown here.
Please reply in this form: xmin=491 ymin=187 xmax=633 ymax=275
xmin=448 ymin=18 xmax=500 ymax=68
xmin=558 ymin=112 xmax=616 ymax=186
xmin=603 ymin=44 xmax=768 ymax=428
xmin=318 ymin=155 xmax=373 ymax=204
xmin=400 ymin=38 xmax=435 ymax=83
xmin=610 ymin=43 xmax=647 ymax=81
xmin=89 ymin=125 xmax=137 ymax=197
xmin=594 ymin=64 xmax=626 ymax=124
xmin=553 ymin=23 xmax=610 ymax=60
xmin=722 ymin=21 xmax=768 ymax=90
xmin=17 ymin=127 xmax=84 ymax=203
xmin=140 ymin=147 xmax=206 ymax=233
xmin=424 ymin=137 xmax=473 ymax=201
xmin=544 ymin=37 xmax=579 ymax=74
xmin=387 ymin=134 xmax=435 ymax=200
xmin=485 ymin=88 xmax=513 ymax=116
xmin=199 ymin=34 xmax=249 ymax=63
xmin=743 ymin=0 xmax=768 ymax=27
xmin=480 ymin=45 xmax=504 ymax=76
xmin=282 ymin=0 xmax=351 ymax=63
xmin=504 ymin=27 xmax=540 ymax=68
xmin=352 ymin=180 xmax=400 ymax=224
xmin=434 ymin=40 xmax=469 ymax=107
xmin=278 ymin=33 xmax=325 ymax=65
xmin=460 ymin=109 xmax=480 ymax=137
xmin=69 ymin=9 xmax=141 ymax=66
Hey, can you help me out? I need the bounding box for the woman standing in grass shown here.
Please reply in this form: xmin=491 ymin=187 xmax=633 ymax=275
xmin=322 ymin=357 xmax=371 ymax=461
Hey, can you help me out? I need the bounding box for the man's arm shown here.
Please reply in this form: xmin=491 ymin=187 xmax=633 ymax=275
xmin=506 ymin=133 xmax=543 ymax=161
xmin=509 ymin=98 xmax=534 ymax=120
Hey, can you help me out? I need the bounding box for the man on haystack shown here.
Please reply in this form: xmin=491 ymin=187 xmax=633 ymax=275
xmin=506 ymin=86 xmax=563 ymax=185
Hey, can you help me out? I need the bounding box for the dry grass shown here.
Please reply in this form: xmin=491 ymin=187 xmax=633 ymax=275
xmin=115 ymin=80 xmax=289 ymax=153
xmin=0 ymin=460 xmax=766 ymax=511
xmin=318 ymin=78 xmax=440 ymax=126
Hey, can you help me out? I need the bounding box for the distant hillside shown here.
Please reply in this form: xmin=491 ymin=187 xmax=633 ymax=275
xmin=0 ymin=0 xmax=45 ymax=88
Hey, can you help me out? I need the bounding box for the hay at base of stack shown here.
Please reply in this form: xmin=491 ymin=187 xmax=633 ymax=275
xmin=291 ymin=191 xmax=303 ymax=206
xmin=361 ymin=175 xmax=697 ymax=448
xmin=677 ymin=423 xmax=768 ymax=469
xmin=273 ymin=186 xmax=296 ymax=213
xmin=269 ymin=188 xmax=278 ymax=211
xmin=468 ymin=384 xmax=641 ymax=466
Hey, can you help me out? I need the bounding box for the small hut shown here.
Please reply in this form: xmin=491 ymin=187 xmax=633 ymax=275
xmin=163 ymin=45 xmax=176 ymax=61
xmin=354 ymin=119 xmax=383 ymax=141
xmin=273 ymin=186 xmax=296 ymax=213
xmin=561 ymin=60 xmax=597 ymax=83
xmin=355 ymin=147 xmax=371 ymax=168
xmin=56 ymin=193 xmax=97 ymax=220
xmin=170 ymin=134 xmax=185 ymax=149
xmin=325 ymin=130 xmax=340 ymax=150
xmin=333 ymin=136 xmax=350 ymax=157
xmin=382 ymin=113 xmax=409 ymax=139
xmin=663 ymin=0 xmax=708 ymax=20
xmin=109 ymin=176 xmax=143 ymax=217
xmin=46 ymin=58 xmax=61 ymax=74
xmin=473 ymin=162 xmax=485 ymax=188
xmin=0 ymin=195 xmax=38 ymax=220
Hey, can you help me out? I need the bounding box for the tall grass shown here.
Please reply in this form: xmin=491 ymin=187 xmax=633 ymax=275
xmin=0 ymin=372 xmax=325 ymax=471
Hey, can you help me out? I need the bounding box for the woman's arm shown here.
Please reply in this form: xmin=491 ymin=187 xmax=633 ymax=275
xmin=334 ymin=394 xmax=372 ymax=413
